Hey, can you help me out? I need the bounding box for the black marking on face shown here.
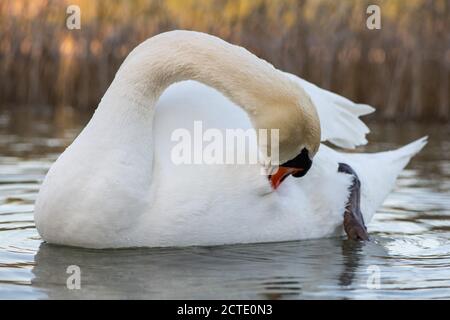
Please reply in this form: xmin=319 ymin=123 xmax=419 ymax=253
xmin=281 ymin=148 xmax=312 ymax=178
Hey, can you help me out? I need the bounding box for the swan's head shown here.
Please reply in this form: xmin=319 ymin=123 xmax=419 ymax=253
xmin=253 ymin=80 xmax=321 ymax=189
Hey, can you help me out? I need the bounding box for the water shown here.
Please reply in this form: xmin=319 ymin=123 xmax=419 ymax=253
xmin=0 ymin=108 xmax=449 ymax=299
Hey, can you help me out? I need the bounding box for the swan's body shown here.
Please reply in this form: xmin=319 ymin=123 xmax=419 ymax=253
xmin=34 ymin=31 xmax=426 ymax=248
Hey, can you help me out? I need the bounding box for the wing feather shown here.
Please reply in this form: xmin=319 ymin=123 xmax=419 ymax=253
xmin=285 ymin=73 xmax=375 ymax=149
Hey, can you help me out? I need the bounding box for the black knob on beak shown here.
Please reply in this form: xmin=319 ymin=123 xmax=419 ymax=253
xmin=268 ymin=148 xmax=313 ymax=189
xmin=281 ymin=148 xmax=312 ymax=178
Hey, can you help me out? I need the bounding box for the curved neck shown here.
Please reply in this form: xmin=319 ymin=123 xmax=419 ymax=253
xmin=102 ymin=30 xmax=300 ymax=123
xmin=95 ymin=31 xmax=318 ymax=166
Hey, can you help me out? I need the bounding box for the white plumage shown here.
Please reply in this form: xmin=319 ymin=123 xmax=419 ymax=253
xmin=34 ymin=31 xmax=426 ymax=248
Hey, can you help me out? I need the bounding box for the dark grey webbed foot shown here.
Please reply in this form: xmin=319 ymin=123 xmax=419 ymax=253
xmin=338 ymin=163 xmax=369 ymax=241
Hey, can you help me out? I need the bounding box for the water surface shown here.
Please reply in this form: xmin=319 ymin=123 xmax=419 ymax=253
xmin=0 ymin=108 xmax=449 ymax=299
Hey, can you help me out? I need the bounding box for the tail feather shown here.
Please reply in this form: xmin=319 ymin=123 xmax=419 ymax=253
xmin=382 ymin=136 xmax=428 ymax=165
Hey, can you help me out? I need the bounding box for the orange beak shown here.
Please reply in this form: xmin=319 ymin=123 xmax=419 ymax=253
xmin=269 ymin=167 xmax=304 ymax=189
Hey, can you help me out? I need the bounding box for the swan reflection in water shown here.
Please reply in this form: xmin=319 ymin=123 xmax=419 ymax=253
xmin=30 ymin=238 xmax=387 ymax=299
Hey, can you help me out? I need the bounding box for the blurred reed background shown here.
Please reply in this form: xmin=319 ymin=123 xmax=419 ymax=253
xmin=0 ymin=0 xmax=449 ymax=121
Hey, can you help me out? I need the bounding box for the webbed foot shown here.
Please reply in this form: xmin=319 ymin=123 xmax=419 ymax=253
xmin=338 ymin=163 xmax=369 ymax=241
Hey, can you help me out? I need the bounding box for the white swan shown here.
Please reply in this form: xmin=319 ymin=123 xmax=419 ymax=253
xmin=34 ymin=31 xmax=426 ymax=248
